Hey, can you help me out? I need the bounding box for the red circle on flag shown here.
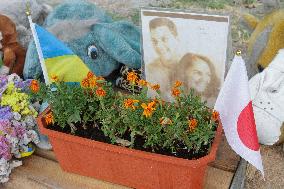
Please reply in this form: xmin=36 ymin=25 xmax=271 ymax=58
xmin=237 ymin=101 xmax=260 ymax=151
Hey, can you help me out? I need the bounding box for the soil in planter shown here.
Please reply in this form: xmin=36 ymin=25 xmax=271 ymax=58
xmin=47 ymin=121 xmax=217 ymax=160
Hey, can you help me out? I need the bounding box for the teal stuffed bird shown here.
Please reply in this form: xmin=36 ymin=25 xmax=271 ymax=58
xmin=24 ymin=0 xmax=141 ymax=80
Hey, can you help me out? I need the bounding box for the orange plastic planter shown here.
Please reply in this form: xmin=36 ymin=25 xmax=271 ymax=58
xmin=37 ymin=108 xmax=222 ymax=189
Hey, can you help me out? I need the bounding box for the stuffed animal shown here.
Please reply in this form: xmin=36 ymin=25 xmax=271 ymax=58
xmin=0 ymin=0 xmax=52 ymax=49
xmin=0 ymin=14 xmax=26 ymax=77
xmin=249 ymin=49 xmax=284 ymax=145
xmin=243 ymin=9 xmax=284 ymax=78
xmin=24 ymin=0 xmax=141 ymax=84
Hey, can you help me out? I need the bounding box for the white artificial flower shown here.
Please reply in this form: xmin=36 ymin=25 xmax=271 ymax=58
xmin=7 ymin=74 xmax=21 ymax=83
xmin=13 ymin=112 xmax=21 ymax=121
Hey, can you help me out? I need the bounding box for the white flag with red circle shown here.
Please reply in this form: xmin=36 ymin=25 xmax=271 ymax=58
xmin=214 ymin=55 xmax=264 ymax=176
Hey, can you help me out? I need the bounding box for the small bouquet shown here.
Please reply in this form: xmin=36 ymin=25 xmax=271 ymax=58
xmin=0 ymin=74 xmax=39 ymax=183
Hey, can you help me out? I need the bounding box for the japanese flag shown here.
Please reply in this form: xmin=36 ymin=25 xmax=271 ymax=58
xmin=214 ymin=54 xmax=264 ymax=176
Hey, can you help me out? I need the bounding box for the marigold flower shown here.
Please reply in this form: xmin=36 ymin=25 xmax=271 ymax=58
xmin=127 ymin=71 xmax=138 ymax=84
xmin=30 ymin=80 xmax=39 ymax=93
xmin=45 ymin=112 xmax=54 ymax=125
xmin=151 ymin=84 xmax=160 ymax=91
xmin=172 ymin=88 xmax=181 ymax=97
xmin=212 ymin=110 xmax=219 ymax=121
xmin=188 ymin=118 xmax=198 ymax=132
xmin=96 ymin=87 xmax=106 ymax=97
xmin=141 ymin=101 xmax=156 ymax=118
xmin=137 ymin=79 xmax=147 ymax=87
xmin=160 ymin=117 xmax=173 ymax=125
xmin=96 ymin=76 xmax=105 ymax=81
xmin=96 ymin=76 xmax=105 ymax=87
xmin=89 ymin=77 xmax=97 ymax=88
xmin=87 ymin=71 xmax=95 ymax=79
xmin=174 ymin=81 xmax=182 ymax=88
xmin=124 ymin=99 xmax=139 ymax=110
xmin=81 ymin=78 xmax=89 ymax=88
xmin=51 ymin=75 xmax=59 ymax=82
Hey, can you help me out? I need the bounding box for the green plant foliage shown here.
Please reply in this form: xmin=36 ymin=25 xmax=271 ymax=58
xmin=30 ymin=72 xmax=219 ymax=155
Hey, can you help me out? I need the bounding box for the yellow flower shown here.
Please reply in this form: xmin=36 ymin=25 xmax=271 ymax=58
xmin=51 ymin=75 xmax=59 ymax=82
xmin=96 ymin=87 xmax=106 ymax=97
xmin=124 ymin=99 xmax=139 ymax=110
xmin=45 ymin=112 xmax=54 ymax=125
xmin=127 ymin=71 xmax=138 ymax=84
xmin=188 ymin=119 xmax=198 ymax=132
xmin=174 ymin=81 xmax=182 ymax=88
xmin=141 ymin=101 xmax=156 ymax=118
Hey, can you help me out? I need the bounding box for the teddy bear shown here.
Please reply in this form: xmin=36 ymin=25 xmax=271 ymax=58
xmin=249 ymin=49 xmax=284 ymax=145
xmin=24 ymin=0 xmax=141 ymax=84
xmin=242 ymin=9 xmax=284 ymax=78
xmin=0 ymin=14 xmax=26 ymax=77
xmin=0 ymin=0 xmax=52 ymax=49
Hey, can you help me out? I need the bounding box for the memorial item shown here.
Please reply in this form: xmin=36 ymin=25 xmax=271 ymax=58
xmin=243 ymin=9 xmax=284 ymax=77
xmin=249 ymin=49 xmax=284 ymax=145
xmin=33 ymin=72 xmax=222 ymax=189
xmin=24 ymin=0 xmax=141 ymax=85
xmin=0 ymin=15 xmax=26 ymax=77
xmin=0 ymin=0 xmax=51 ymax=49
xmin=0 ymin=74 xmax=39 ymax=183
xmin=141 ymin=9 xmax=229 ymax=108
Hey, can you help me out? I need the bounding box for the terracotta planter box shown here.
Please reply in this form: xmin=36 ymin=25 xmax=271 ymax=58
xmin=37 ymin=108 xmax=223 ymax=189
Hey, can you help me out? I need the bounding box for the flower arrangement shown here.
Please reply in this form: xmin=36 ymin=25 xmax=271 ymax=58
xmin=31 ymin=71 xmax=219 ymax=159
xmin=0 ymin=74 xmax=39 ymax=183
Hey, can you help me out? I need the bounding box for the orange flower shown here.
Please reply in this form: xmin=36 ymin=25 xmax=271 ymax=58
xmin=171 ymin=88 xmax=181 ymax=97
xmin=45 ymin=112 xmax=54 ymax=125
xmin=188 ymin=118 xmax=198 ymax=132
xmin=137 ymin=79 xmax=147 ymax=87
xmin=30 ymin=80 xmax=39 ymax=93
xmin=127 ymin=71 xmax=138 ymax=84
xmin=87 ymin=71 xmax=95 ymax=79
xmin=51 ymin=75 xmax=59 ymax=82
xmin=160 ymin=117 xmax=173 ymax=125
xmin=96 ymin=76 xmax=105 ymax=87
xmin=141 ymin=101 xmax=156 ymax=118
xmin=212 ymin=110 xmax=219 ymax=121
xmin=96 ymin=87 xmax=106 ymax=97
xmin=151 ymin=84 xmax=160 ymax=91
xmin=96 ymin=76 xmax=105 ymax=81
xmin=124 ymin=99 xmax=139 ymax=110
xmin=89 ymin=77 xmax=97 ymax=88
xmin=174 ymin=81 xmax=182 ymax=88
xmin=81 ymin=78 xmax=89 ymax=88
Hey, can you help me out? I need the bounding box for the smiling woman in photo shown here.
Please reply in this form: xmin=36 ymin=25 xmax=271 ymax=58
xmin=178 ymin=53 xmax=221 ymax=107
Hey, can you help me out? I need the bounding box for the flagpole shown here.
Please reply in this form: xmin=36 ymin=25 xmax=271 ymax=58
xmin=26 ymin=5 xmax=50 ymax=85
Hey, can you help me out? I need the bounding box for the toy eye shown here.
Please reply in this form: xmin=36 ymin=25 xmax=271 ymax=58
xmin=88 ymin=45 xmax=98 ymax=60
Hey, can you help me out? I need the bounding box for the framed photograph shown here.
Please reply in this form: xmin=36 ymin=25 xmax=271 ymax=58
xmin=141 ymin=8 xmax=230 ymax=108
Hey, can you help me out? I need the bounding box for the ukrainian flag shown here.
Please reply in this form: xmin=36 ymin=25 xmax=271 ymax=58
xmin=33 ymin=24 xmax=90 ymax=83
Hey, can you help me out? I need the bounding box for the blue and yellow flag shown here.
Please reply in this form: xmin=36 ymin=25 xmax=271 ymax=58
xmin=34 ymin=24 xmax=90 ymax=83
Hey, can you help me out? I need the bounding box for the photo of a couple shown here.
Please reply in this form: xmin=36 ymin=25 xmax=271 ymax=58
xmin=141 ymin=10 xmax=229 ymax=107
